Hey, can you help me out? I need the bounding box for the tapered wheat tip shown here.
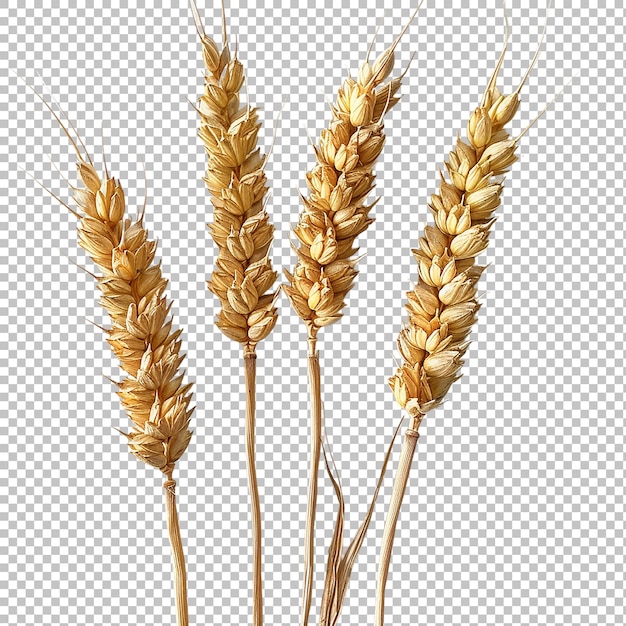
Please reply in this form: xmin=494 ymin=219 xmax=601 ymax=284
xmin=191 ymin=0 xmax=279 ymax=349
xmin=389 ymin=20 xmax=552 ymax=419
xmin=284 ymin=6 xmax=421 ymax=340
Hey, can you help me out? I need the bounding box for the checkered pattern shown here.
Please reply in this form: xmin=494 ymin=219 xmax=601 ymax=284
xmin=1 ymin=1 xmax=624 ymax=624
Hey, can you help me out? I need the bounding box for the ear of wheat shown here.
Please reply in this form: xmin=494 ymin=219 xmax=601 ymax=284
xmin=190 ymin=1 xmax=276 ymax=624
xmin=283 ymin=34 xmax=412 ymax=339
xmin=376 ymin=14 xmax=561 ymax=625
xmin=77 ymin=164 xmax=194 ymax=479
xmin=192 ymin=0 xmax=278 ymax=348
xmin=18 ymin=77 xmax=193 ymax=626
xmin=282 ymin=5 xmax=424 ymax=625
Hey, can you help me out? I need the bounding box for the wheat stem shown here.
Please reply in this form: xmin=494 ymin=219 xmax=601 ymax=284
xmin=16 ymin=70 xmax=195 ymax=624
xmin=244 ymin=347 xmax=264 ymax=626
xmin=374 ymin=418 xmax=421 ymax=626
xmin=163 ymin=479 xmax=189 ymax=626
xmin=383 ymin=11 xmax=561 ymax=624
xmin=282 ymin=12 xmax=422 ymax=621
xmin=301 ymin=337 xmax=322 ymax=626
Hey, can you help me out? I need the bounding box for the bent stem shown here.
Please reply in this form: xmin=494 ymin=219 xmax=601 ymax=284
xmin=301 ymin=334 xmax=322 ymax=626
xmin=244 ymin=346 xmax=264 ymax=626
xmin=163 ymin=479 xmax=189 ymax=626
xmin=374 ymin=415 xmax=423 ymax=626
xmin=318 ymin=417 xmax=405 ymax=626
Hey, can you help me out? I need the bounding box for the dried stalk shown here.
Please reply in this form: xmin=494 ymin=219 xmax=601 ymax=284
xmin=244 ymin=348 xmax=263 ymax=626
xmin=318 ymin=436 xmax=344 ymax=626
xmin=377 ymin=12 xmax=562 ymax=625
xmin=373 ymin=417 xmax=421 ymax=626
xmin=164 ymin=480 xmax=189 ymax=626
xmin=17 ymin=74 xmax=194 ymax=626
xmin=319 ymin=418 xmax=405 ymax=626
xmin=301 ymin=337 xmax=322 ymax=626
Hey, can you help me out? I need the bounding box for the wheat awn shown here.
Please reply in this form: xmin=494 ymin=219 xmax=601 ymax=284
xmin=190 ymin=1 xmax=279 ymax=623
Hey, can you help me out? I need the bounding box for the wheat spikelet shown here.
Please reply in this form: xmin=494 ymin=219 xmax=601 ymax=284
xmin=192 ymin=1 xmax=278 ymax=348
xmin=284 ymin=29 xmax=413 ymax=338
xmin=74 ymin=163 xmax=194 ymax=626
xmin=189 ymin=4 xmax=274 ymax=624
xmin=284 ymin=9 xmax=424 ymax=625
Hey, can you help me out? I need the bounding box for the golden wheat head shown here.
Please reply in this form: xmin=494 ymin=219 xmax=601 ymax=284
xmin=389 ymin=17 xmax=554 ymax=419
xmin=75 ymin=161 xmax=194 ymax=476
xmin=284 ymin=6 xmax=423 ymax=340
xmin=191 ymin=0 xmax=279 ymax=349
xmin=17 ymin=73 xmax=195 ymax=477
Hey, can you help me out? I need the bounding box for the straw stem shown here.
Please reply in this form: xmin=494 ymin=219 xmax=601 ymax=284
xmin=244 ymin=347 xmax=264 ymax=626
xmin=301 ymin=338 xmax=322 ymax=626
xmin=164 ymin=479 xmax=189 ymax=626
xmin=374 ymin=417 xmax=422 ymax=626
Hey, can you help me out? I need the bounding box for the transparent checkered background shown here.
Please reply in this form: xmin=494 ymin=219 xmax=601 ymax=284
xmin=1 ymin=1 xmax=623 ymax=624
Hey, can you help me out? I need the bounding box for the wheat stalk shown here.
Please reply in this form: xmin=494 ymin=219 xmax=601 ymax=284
xmin=17 ymin=75 xmax=194 ymax=625
xmin=190 ymin=1 xmax=278 ymax=623
xmin=376 ymin=12 xmax=563 ymax=625
xmin=74 ymin=166 xmax=194 ymax=626
xmin=281 ymin=6 xmax=424 ymax=625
